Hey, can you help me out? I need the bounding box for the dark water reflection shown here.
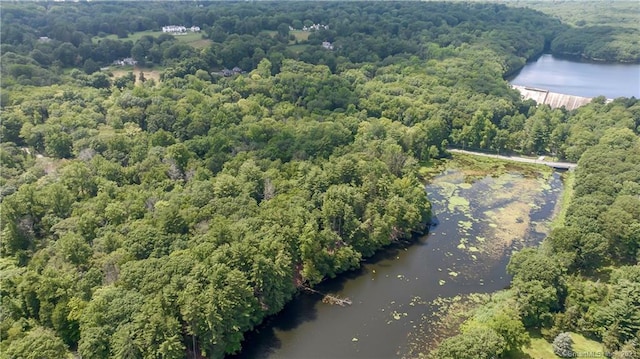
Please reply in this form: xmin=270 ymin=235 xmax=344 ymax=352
xmin=232 ymin=169 xmax=564 ymax=359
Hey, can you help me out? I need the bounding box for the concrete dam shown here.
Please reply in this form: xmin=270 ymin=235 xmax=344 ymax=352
xmin=511 ymin=85 xmax=610 ymax=111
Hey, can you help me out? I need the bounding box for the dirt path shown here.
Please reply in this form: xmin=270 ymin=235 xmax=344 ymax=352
xmin=448 ymin=148 xmax=577 ymax=169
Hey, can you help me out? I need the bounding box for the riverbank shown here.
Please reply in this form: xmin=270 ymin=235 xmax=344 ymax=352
xmin=550 ymin=170 xmax=574 ymax=230
xmin=234 ymin=156 xmax=564 ymax=358
xmin=548 ymin=52 xmax=640 ymax=65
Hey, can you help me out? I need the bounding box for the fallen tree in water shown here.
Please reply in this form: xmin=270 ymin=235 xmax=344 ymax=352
xmin=303 ymin=286 xmax=352 ymax=306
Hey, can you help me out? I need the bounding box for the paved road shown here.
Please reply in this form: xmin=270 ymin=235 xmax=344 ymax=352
xmin=448 ymin=148 xmax=577 ymax=169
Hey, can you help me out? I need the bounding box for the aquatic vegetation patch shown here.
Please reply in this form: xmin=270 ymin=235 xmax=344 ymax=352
xmin=403 ymin=293 xmax=490 ymax=357
xmin=447 ymin=195 xmax=470 ymax=212
xmin=432 ymin=181 xmax=458 ymax=199
xmin=403 ymin=164 xmax=563 ymax=358
xmin=537 ymin=177 xmax=552 ymax=191
xmin=447 ymin=154 xmax=552 ymax=182
xmin=469 ymin=174 xmax=553 ymax=262
xmin=431 ymin=167 xmax=557 ymax=270
xmin=408 ymin=295 xmax=428 ymax=307
xmin=482 ymin=199 xmax=533 ymax=259
xmin=533 ymin=221 xmax=549 ymax=235
xmin=458 ymin=220 xmax=473 ymax=230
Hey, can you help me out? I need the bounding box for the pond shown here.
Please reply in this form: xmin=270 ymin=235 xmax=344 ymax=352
xmin=509 ymin=54 xmax=640 ymax=99
xmin=232 ymin=159 xmax=564 ymax=358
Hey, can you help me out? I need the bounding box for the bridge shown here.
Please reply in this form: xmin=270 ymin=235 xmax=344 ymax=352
xmin=448 ymin=148 xmax=577 ymax=170
xmin=511 ymin=85 xmax=611 ymax=111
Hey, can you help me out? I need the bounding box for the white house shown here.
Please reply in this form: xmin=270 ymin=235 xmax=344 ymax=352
xmin=162 ymin=25 xmax=200 ymax=33
xmin=113 ymin=58 xmax=137 ymax=66
xmin=322 ymin=41 xmax=334 ymax=50
xmin=162 ymin=25 xmax=187 ymax=33
xmin=302 ymin=24 xmax=329 ymax=31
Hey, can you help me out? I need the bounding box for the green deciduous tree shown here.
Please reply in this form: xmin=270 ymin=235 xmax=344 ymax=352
xmin=430 ymin=327 xmax=507 ymax=359
xmin=6 ymin=327 xmax=70 ymax=359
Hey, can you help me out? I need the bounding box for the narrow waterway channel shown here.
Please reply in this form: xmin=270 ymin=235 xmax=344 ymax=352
xmin=232 ymin=161 xmax=565 ymax=358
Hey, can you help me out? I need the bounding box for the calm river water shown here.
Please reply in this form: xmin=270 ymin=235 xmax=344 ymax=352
xmin=232 ymin=164 xmax=564 ymax=358
xmin=509 ymin=54 xmax=640 ymax=99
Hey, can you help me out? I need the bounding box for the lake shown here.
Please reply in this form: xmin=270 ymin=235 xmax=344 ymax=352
xmin=231 ymin=160 xmax=564 ymax=358
xmin=509 ymin=54 xmax=640 ymax=99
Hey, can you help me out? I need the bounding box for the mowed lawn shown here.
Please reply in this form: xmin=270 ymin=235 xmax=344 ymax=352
xmin=110 ymin=67 xmax=162 ymax=85
xmin=288 ymin=44 xmax=311 ymax=54
xmin=262 ymin=30 xmax=311 ymax=43
xmin=513 ymin=331 xmax=605 ymax=359
xmin=94 ymin=30 xmax=212 ymax=48
xmin=291 ymin=30 xmax=310 ymax=42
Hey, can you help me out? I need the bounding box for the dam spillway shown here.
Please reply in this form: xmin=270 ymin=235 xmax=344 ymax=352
xmin=511 ymin=85 xmax=610 ymax=111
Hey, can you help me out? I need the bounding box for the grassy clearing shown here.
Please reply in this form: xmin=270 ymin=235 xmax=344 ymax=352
xmin=291 ymin=30 xmax=310 ymax=41
xmin=288 ymin=44 xmax=311 ymax=54
xmin=188 ymin=38 xmax=213 ymax=49
xmin=262 ymin=29 xmax=311 ymax=44
xmin=515 ymin=331 xmax=604 ymax=359
xmin=110 ymin=67 xmax=162 ymax=85
xmin=550 ymin=170 xmax=575 ymax=230
xmin=94 ymin=31 xmax=211 ymax=48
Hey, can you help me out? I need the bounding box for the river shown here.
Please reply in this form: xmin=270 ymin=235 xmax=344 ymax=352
xmin=509 ymin=54 xmax=640 ymax=99
xmin=232 ymin=161 xmax=564 ymax=358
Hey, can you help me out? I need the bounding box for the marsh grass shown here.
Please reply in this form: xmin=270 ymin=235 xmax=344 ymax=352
xmin=448 ymin=153 xmax=552 ymax=182
xmin=405 ymin=293 xmax=490 ymax=357
xmin=418 ymin=158 xmax=448 ymax=181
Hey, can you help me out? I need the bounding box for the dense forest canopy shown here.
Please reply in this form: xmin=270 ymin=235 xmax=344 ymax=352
xmin=1 ymin=0 xmax=564 ymax=85
xmin=1 ymin=2 xmax=639 ymax=358
xmin=511 ymin=0 xmax=640 ymax=63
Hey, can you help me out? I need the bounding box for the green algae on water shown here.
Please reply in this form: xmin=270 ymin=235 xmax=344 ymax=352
xmin=458 ymin=220 xmax=473 ymax=230
xmin=448 ymin=195 xmax=469 ymax=212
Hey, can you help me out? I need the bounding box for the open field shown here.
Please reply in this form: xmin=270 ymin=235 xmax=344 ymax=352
xmin=94 ymin=30 xmax=212 ymax=48
xmin=109 ymin=67 xmax=162 ymax=85
xmin=515 ymin=331 xmax=604 ymax=359
xmin=262 ymin=29 xmax=311 ymax=43
xmin=288 ymin=44 xmax=311 ymax=54
xmin=291 ymin=30 xmax=311 ymax=42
